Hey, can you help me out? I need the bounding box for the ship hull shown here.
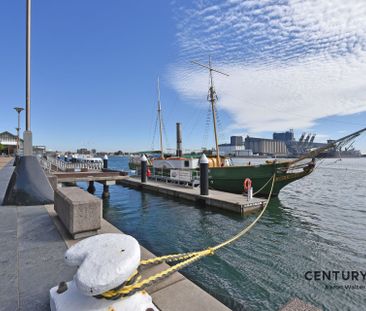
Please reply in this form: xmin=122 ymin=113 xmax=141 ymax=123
xmin=208 ymin=162 xmax=314 ymax=196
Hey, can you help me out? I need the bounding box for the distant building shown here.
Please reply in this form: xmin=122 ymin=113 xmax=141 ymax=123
xmin=230 ymin=136 xmax=243 ymax=146
xmin=273 ymin=130 xmax=294 ymax=142
xmin=77 ymin=148 xmax=90 ymax=154
xmin=33 ymin=145 xmax=46 ymax=155
xmin=244 ymin=136 xmax=288 ymax=156
xmin=218 ymin=135 xmax=253 ymax=156
xmin=0 ymin=131 xmax=23 ymax=155
xmin=218 ymin=144 xmax=245 ymax=156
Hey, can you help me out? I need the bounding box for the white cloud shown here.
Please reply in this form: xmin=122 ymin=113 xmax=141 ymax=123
xmin=170 ymin=0 xmax=366 ymax=133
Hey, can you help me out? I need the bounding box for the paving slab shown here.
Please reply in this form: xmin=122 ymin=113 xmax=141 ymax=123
xmin=17 ymin=206 xmax=77 ymax=311
xmin=0 ymin=160 xmax=14 ymax=204
xmin=0 ymin=162 xmax=76 ymax=311
xmin=280 ymin=298 xmax=321 ymax=311
xmin=0 ymin=203 xmax=18 ymax=310
xmin=151 ymin=278 xmax=231 ymax=311
xmin=0 ymin=157 xmax=13 ymax=169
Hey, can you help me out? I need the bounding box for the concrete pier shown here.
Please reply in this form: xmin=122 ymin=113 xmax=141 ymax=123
xmin=47 ymin=207 xmax=231 ymax=311
xmin=0 ymin=160 xmax=75 ymax=310
xmin=118 ymin=177 xmax=267 ymax=215
xmin=0 ymin=158 xmax=229 ymax=311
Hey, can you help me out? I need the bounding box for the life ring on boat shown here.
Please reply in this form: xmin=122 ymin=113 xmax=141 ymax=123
xmin=243 ymin=178 xmax=252 ymax=191
xmin=147 ymin=168 xmax=151 ymax=177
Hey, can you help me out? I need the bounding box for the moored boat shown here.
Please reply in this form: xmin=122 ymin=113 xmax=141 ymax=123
xmin=209 ymin=159 xmax=315 ymax=196
xmin=193 ymin=58 xmax=366 ymax=196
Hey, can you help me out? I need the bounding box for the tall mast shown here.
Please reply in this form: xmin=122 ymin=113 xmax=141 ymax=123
xmin=191 ymin=57 xmax=229 ymax=166
xmin=157 ymin=77 xmax=164 ymax=159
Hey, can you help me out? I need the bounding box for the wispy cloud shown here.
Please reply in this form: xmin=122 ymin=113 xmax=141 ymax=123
xmin=169 ymin=0 xmax=366 ymax=133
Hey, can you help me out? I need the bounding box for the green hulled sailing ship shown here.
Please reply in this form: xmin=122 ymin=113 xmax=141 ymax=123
xmin=208 ymin=159 xmax=314 ymax=196
xmin=195 ymin=58 xmax=366 ymax=197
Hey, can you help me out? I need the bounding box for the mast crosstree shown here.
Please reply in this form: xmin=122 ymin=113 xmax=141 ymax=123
xmin=191 ymin=57 xmax=229 ymax=166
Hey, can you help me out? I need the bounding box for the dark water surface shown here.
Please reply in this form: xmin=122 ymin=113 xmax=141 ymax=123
xmin=84 ymin=157 xmax=366 ymax=311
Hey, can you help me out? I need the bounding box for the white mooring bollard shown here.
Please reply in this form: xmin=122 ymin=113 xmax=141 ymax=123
xmin=50 ymin=233 xmax=158 ymax=311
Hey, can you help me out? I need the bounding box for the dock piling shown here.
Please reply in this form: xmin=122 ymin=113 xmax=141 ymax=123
xmin=141 ymin=154 xmax=147 ymax=183
xmin=103 ymin=155 xmax=108 ymax=169
xmin=176 ymin=122 xmax=182 ymax=157
xmin=87 ymin=181 xmax=96 ymax=194
xmin=102 ymin=184 xmax=110 ymax=198
xmin=200 ymin=154 xmax=209 ymax=195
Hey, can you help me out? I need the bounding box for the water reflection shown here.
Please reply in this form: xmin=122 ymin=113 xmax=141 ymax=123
xmin=81 ymin=157 xmax=366 ymax=311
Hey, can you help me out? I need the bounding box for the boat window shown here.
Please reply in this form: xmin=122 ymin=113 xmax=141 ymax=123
xmin=184 ymin=160 xmax=189 ymax=167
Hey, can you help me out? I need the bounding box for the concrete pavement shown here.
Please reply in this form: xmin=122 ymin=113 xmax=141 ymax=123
xmin=0 ymin=160 xmax=76 ymax=311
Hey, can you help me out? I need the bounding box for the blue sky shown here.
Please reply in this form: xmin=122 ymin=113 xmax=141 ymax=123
xmin=0 ymin=0 xmax=365 ymax=153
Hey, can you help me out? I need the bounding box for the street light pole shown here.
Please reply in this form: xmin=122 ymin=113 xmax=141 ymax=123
xmin=2 ymin=0 xmax=54 ymax=206
xmin=23 ymin=0 xmax=33 ymax=155
xmin=14 ymin=107 xmax=24 ymax=154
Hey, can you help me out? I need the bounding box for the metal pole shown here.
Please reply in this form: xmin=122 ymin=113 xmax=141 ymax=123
xmin=26 ymin=0 xmax=31 ymax=131
xmin=200 ymin=153 xmax=209 ymax=195
xmin=208 ymin=57 xmax=220 ymax=166
xmin=17 ymin=112 xmax=20 ymax=151
xmin=23 ymin=0 xmax=33 ymax=156
xmin=157 ymin=77 xmax=164 ymax=159
xmin=16 ymin=127 xmax=19 ymax=153
xmin=14 ymin=107 xmax=24 ymax=155
xmin=191 ymin=58 xmax=229 ymax=167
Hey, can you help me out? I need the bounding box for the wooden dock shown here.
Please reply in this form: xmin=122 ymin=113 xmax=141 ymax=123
xmin=117 ymin=177 xmax=267 ymax=215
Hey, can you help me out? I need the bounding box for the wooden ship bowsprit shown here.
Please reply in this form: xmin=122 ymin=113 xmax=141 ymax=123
xmin=192 ymin=58 xmax=366 ymax=196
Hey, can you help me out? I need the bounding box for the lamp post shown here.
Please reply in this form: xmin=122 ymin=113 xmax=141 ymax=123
xmin=14 ymin=107 xmax=24 ymax=154
xmin=2 ymin=0 xmax=54 ymax=206
xmin=23 ymin=0 xmax=33 ymax=156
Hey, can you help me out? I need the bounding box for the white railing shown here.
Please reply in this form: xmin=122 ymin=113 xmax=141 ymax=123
xmin=39 ymin=157 xmax=53 ymax=172
xmin=39 ymin=157 xmax=103 ymax=172
xmin=142 ymin=167 xmax=200 ymax=188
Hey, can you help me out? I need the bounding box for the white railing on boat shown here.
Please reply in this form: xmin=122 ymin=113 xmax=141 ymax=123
xmin=132 ymin=167 xmax=200 ymax=188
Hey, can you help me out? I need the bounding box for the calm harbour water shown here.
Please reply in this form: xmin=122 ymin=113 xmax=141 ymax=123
xmin=83 ymin=156 xmax=366 ymax=311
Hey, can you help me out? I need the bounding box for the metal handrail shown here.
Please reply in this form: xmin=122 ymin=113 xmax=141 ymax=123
xmin=39 ymin=157 xmax=103 ymax=172
xmin=146 ymin=167 xmax=200 ymax=188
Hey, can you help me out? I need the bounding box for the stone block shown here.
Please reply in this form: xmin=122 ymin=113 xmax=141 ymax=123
xmin=54 ymin=187 xmax=102 ymax=239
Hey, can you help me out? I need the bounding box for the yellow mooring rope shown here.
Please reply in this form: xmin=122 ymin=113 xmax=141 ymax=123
xmin=100 ymin=173 xmax=276 ymax=299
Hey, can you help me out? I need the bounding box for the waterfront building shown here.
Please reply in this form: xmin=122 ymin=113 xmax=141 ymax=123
xmin=0 ymin=131 xmax=23 ymax=155
xmin=273 ymin=130 xmax=295 ymax=142
xmin=230 ymin=136 xmax=243 ymax=146
xmin=77 ymin=148 xmax=90 ymax=155
xmin=33 ymin=145 xmax=46 ymax=155
xmin=218 ymin=136 xmax=253 ymax=156
xmin=244 ymin=136 xmax=288 ymax=156
xmin=218 ymin=144 xmax=245 ymax=156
